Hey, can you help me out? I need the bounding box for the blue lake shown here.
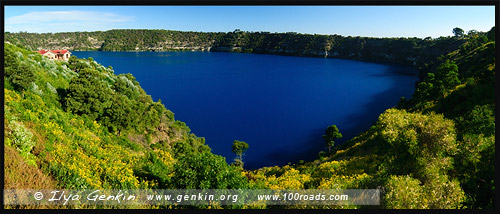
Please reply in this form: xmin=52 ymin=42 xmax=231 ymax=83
xmin=72 ymin=51 xmax=418 ymax=169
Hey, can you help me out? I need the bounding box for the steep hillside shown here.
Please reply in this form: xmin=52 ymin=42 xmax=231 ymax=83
xmin=4 ymin=42 xmax=249 ymax=208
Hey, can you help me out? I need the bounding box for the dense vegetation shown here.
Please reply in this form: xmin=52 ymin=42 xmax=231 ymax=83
xmin=3 ymin=26 xmax=495 ymax=209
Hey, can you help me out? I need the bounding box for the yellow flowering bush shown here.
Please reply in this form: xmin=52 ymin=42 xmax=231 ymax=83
xmin=310 ymin=155 xmax=377 ymax=189
xmin=317 ymin=173 xmax=371 ymax=189
xmin=49 ymin=130 xmax=143 ymax=189
xmin=35 ymin=110 xmax=149 ymax=189
xmin=5 ymin=88 xmax=21 ymax=103
xmin=261 ymin=166 xmax=311 ymax=190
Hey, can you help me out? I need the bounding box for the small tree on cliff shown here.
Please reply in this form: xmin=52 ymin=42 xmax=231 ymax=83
xmin=323 ymin=125 xmax=342 ymax=152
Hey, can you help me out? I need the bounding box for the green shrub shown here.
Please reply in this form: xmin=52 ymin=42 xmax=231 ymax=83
xmin=10 ymin=121 xmax=36 ymax=166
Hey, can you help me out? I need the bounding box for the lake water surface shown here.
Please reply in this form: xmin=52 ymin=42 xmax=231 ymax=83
xmin=73 ymin=51 xmax=418 ymax=169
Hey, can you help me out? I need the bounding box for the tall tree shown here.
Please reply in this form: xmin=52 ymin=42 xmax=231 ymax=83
xmin=436 ymin=60 xmax=461 ymax=92
xmin=231 ymin=140 xmax=249 ymax=168
xmin=453 ymin=27 xmax=465 ymax=37
xmin=323 ymin=125 xmax=342 ymax=152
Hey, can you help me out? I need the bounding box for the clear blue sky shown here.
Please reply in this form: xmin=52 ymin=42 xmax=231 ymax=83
xmin=4 ymin=6 xmax=495 ymax=38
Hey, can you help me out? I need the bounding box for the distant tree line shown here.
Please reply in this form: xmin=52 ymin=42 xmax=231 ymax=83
xmin=7 ymin=27 xmax=493 ymax=68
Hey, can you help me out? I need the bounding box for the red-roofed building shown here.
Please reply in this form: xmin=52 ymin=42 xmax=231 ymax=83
xmin=37 ymin=49 xmax=71 ymax=61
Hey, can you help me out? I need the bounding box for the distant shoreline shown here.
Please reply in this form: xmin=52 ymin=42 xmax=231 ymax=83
xmin=5 ymin=29 xmax=471 ymax=69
